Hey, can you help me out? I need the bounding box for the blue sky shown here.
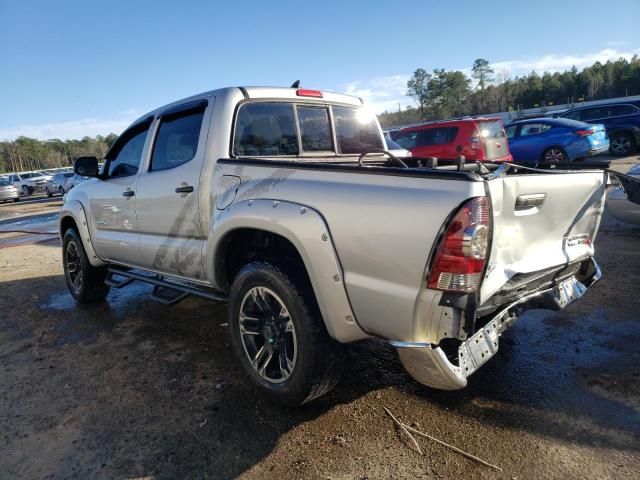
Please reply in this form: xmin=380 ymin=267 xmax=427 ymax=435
xmin=1 ymin=0 xmax=639 ymax=140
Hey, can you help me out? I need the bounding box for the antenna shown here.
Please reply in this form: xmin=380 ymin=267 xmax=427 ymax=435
xmin=290 ymin=80 xmax=301 ymax=88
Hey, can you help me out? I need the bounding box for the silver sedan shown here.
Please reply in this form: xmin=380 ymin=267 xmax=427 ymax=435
xmin=607 ymin=164 xmax=640 ymax=225
xmin=0 ymin=180 xmax=20 ymax=203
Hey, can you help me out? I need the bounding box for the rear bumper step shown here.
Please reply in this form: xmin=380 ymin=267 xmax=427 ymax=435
xmin=391 ymin=257 xmax=601 ymax=390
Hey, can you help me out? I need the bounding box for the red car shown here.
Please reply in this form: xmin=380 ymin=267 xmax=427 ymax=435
xmin=392 ymin=118 xmax=512 ymax=162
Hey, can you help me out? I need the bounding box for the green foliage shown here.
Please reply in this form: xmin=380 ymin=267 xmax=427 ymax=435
xmin=380 ymin=55 xmax=640 ymax=128
xmin=406 ymin=68 xmax=432 ymax=121
xmin=0 ymin=134 xmax=116 ymax=173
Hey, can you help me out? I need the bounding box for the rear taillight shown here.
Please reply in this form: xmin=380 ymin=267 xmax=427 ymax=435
xmin=575 ymin=128 xmax=595 ymax=136
xmin=427 ymin=197 xmax=491 ymax=293
xmin=470 ymin=135 xmax=482 ymax=150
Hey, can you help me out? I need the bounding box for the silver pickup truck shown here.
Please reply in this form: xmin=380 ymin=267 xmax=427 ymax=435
xmin=59 ymin=86 xmax=620 ymax=406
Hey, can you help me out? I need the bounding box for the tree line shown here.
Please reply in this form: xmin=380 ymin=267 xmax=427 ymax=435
xmin=0 ymin=135 xmax=117 ymax=174
xmin=381 ymin=55 xmax=640 ymax=128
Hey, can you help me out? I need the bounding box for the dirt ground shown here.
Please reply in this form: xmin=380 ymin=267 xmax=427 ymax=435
xmin=1 ymin=163 xmax=640 ymax=479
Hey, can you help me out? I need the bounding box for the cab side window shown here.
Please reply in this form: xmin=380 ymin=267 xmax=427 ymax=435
xmin=150 ymin=109 xmax=205 ymax=171
xmin=106 ymin=125 xmax=150 ymax=178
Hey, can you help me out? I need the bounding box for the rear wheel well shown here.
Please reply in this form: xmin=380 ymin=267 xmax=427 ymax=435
xmin=217 ymin=229 xmax=310 ymax=293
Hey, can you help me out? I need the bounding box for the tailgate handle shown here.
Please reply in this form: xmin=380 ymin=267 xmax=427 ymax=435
xmin=515 ymin=193 xmax=546 ymax=209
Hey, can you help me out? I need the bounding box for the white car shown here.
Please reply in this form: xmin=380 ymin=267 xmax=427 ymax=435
xmin=384 ymin=132 xmax=411 ymax=157
xmin=8 ymin=172 xmax=49 ymax=196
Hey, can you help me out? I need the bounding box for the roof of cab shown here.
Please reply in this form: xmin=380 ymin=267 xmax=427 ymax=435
xmin=133 ymin=86 xmax=364 ymax=125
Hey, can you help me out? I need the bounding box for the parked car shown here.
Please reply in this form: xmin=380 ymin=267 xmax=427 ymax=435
xmin=555 ymin=101 xmax=640 ymax=156
xmin=383 ymin=132 xmax=411 ymax=157
xmin=0 ymin=179 xmax=20 ymax=203
xmin=505 ymin=118 xmax=609 ymax=165
xmin=393 ymin=118 xmax=512 ymax=162
xmin=59 ymin=85 xmax=624 ymax=406
xmin=606 ymin=163 xmax=640 ymax=225
xmin=46 ymin=171 xmax=75 ymax=196
xmin=66 ymin=173 xmax=90 ymax=192
xmin=8 ymin=172 xmax=49 ymax=196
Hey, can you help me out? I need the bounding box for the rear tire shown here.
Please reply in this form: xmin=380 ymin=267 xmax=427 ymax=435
xmin=541 ymin=147 xmax=567 ymax=164
xmin=46 ymin=187 xmax=53 ymax=198
xmin=13 ymin=197 xmax=19 ymax=202
xmin=62 ymin=228 xmax=110 ymax=303
xmin=228 ymin=261 xmax=345 ymax=406
xmin=59 ymin=186 xmax=65 ymax=195
xmin=610 ymin=132 xmax=635 ymax=156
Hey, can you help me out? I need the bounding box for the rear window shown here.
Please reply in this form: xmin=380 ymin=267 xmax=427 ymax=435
xmin=298 ymin=106 xmax=332 ymax=152
xmin=234 ymin=103 xmax=299 ymax=156
xmin=233 ymin=102 xmax=383 ymax=157
xmin=332 ymin=106 xmax=384 ymax=154
xmin=477 ymin=121 xmax=507 ymax=160
xmin=0 ymin=180 xmax=10 ymax=186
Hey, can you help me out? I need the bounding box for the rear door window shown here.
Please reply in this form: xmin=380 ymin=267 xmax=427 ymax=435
xmin=580 ymin=108 xmax=606 ymax=121
xmin=561 ymin=110 xmax=582 ymax=121
xmin=297 ymin=106 xmax=332 ymax=152
xmin=608 ymin=104 xmax=639 ymax=117
xmin=233 ymin=103 xmax=299 ymax=156
xmin=519 ymin=123 xmax=551 ymax=136
xmin=416 ymin=127 xmax=458 ymax=146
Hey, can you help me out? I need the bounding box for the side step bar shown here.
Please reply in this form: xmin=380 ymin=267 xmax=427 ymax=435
xmin=106 ymin=266 xmax=228 ymax=305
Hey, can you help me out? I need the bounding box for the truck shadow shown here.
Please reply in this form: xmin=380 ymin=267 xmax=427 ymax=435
xmin=1 ymin=273 xmax=639 ymax=479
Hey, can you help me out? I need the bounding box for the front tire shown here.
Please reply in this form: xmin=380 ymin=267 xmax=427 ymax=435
xmin=62 ymin=228 xmax=110 ymax=303
xmin=610 ymin=132 xmax=635 ymax=156
xmin=21 ymin=185 xmax=29 ymax=197
xmin=228 ymin=261 xmax=345 ymax=406
xmin=542 ymin=147 xmax=567 ymax=164
xmin=46 ymin=187 xmax=53 ymax=198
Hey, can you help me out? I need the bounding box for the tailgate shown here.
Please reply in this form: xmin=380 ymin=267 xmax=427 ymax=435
xmin=480 ymin=170 xmax=607 ymax=303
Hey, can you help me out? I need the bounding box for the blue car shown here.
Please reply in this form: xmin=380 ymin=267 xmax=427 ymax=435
xmin=555 ymin=101 xmax=640 ymax=156
xmin=505 ymin=118 xmax=609 ymax=165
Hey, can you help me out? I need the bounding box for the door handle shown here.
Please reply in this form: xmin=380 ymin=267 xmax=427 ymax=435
xmin=122 ymin=190 xmax=135 ymax=197
xmin=175 ymin=185 xmax=194 ymax=194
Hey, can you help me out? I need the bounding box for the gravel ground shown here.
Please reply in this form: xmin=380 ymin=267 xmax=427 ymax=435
xmin=1 ymin=159 xmax=639 ymax=479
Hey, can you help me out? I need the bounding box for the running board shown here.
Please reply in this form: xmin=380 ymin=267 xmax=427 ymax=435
xmin=105 ymin=267 xmax=228 ymax=305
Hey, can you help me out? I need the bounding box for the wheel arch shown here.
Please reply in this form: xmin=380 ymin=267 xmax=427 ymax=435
xmin=59 ymin=200 xmax=105 ymax=267
xmin=207 ymin=199 xmax=368 ymax=343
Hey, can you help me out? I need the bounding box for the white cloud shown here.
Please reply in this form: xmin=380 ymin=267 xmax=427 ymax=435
xmin=344 ymin=47 xmax=640 ymax=113
xmin=344 ymin=74 xmax=412 ymax=114
xmin=0 ymin=112 xmax=140 ymax=141
xmin=491 ymin=47 xmax=640 ymax=77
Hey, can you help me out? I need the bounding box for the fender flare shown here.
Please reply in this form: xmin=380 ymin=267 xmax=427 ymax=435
xmin=205 ymin=199 xmax=369 ymax=343
xmin=59 ymin=200 xmax=105 ymax=267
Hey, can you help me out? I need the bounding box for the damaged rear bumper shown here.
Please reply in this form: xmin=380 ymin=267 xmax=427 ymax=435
xmin=391 ymin=257 xmax=601 ymax=390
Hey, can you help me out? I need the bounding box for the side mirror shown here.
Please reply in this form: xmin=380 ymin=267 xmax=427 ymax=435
xmin=74 ymin=156 xmax=99 ymax=177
